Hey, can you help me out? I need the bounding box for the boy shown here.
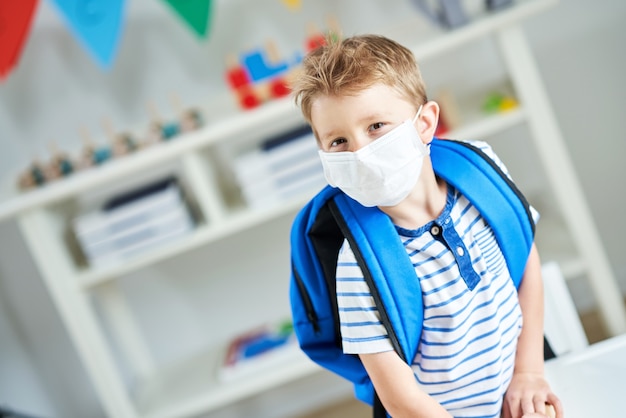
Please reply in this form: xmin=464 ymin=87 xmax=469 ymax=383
xmin=291 ymin=34 xmax=562 ymax=418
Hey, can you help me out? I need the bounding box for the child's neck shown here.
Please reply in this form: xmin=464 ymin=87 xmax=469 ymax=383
xmin=381 ymin=170 xmax=447 ymax=230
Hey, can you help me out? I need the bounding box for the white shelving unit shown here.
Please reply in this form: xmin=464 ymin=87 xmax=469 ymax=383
xmin=2 ymin=1 xmax=625 ymax=417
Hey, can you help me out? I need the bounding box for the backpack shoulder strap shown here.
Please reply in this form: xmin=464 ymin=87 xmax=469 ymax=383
xmin=289 ymin=186 xmax=423 ymax=405
xmin=430 ymin=138 xmax=535 ymax=288
xmin=330 ymin=194 xmax=424 ymax=365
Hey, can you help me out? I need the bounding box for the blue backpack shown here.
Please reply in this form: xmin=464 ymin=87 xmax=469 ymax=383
xmin=289 ymin=138 xmax=535 ymax=414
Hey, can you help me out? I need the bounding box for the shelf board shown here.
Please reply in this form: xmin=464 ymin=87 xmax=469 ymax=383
xmin=135 ymin=343 xmax=323 ymax=418
xmin=445 ymin=106 xmax=526 ymax=140
xmin=0 ymin=98 xmax=302 ymax=224
xmin=78 ymin=194 xmax=312 ymax=288
xmin=385 ymin=0 xmax=558 ymax=61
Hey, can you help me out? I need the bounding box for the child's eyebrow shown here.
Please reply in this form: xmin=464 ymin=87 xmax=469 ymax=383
xmin=313 ymin=126 xmax=344 ymax=139
xmin=357 ymin=113 xmax=388 ymax=124
xmin=317 ymin=128 xmax=341 ymax=141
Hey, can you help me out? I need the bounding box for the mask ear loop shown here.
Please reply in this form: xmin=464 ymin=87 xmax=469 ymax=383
xmin=413 ymin=104 xmax=433 ymax=151
xmin=412 ymin=104 xmax=424 ymax=124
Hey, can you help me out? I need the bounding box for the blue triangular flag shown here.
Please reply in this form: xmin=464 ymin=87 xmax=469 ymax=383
xmin=50 ymin=0 xmax=126 ymax=69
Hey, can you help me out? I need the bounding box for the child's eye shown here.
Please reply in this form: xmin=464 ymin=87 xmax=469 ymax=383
xmin=369 ymin=122 xmax=385 ymax=132
xmin=329 ymin=138 xmax=347 ymax=149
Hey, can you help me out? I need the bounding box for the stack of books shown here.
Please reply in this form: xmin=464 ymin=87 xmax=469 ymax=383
xmin=72 ymin=177 xmax=195 ymax=268
xmin=232 ymin=126 xmax=326 ymax=208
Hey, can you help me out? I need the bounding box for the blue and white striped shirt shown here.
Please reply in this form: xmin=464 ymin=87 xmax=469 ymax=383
xmin=336 ymin=141 xmax=537 ymax=417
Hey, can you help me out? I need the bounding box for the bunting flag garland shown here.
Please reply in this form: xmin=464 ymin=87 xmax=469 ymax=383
xmin=49 ymin=0 xmax=127 ymax=69
xmin=160 ymin=0 xmax=213 ymax=38
xmin=281 ymin=0 xmax=302 ymax=11
xmin=0 ymin=0 xmax=40 ymax=80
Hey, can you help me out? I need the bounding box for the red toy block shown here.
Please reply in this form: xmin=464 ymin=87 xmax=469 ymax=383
xmin=306 ymin=34 xmax=326 ymax=52
xmin=238 ymin=86 xmax=261 ymax=110
xmin=270 ymin=77 xmax=291 ymax=98
xmin=226 ymin=66 xmax=250 ymax=89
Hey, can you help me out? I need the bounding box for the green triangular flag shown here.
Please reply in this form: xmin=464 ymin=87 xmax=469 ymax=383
xmin=161 ymin=0 xmax=213 ymax=38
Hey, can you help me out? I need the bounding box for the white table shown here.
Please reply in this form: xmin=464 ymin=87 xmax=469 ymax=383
xmin=545 ymin=334 xmax=626 ymax=418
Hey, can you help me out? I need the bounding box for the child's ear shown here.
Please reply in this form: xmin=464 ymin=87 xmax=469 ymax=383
xmin=416 ymin=101 xmax=440 ymax=144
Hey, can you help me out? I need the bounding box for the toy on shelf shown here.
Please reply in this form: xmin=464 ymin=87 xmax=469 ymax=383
xmin=179 ymin=108 xmax=203 ymax=133
xmin=305 ymin=23 xmax=326 ymax=52
xmin=225 ymin=55 xmax=258 ymax=110
xmin=170 ymin=94 xmax=203 ymax=134
xmin=17 ymin=141 xmax=79 ymax=190
xmin=145 ymin=102 xmax=181 ymax=142
xmin=78 ymin=127 xmax=112 ymax=169
xmin=17 ymin=159 xmax=45 ymax=190
xmin=482 ymin=91 xmax=519 ymax=114
xmin=144 ymin=99 xmax=204 ymax=143
xmin=225 ymin=40 xmax=296 ymax=111
xmin=225 ymin=17 xmax=341 ymax=110
xmin=46 ymin=143 xmax=75 ymax=179
xmin=280 ymin=0 xmax=302 ymax=12
xmin=51 ymin=148 xmax=74 ymax=177
xmin=434 ymin=88 xmax=463 ymax=137
xmin=434 ymin=116 xmax=449 ymax=138
xmin=303 ymin=18 xmax=341 ymax=53
xmin=219 ymin=318 xmax=299 ymax=382
xmin=102 ymin=118 xmax=138 ymax=157
xmin=15 ymin=101 xmax=205 ymax=193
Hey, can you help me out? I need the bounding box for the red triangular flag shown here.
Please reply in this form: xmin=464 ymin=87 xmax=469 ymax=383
xmin=0 ymin=0 xmax=40 ymax=80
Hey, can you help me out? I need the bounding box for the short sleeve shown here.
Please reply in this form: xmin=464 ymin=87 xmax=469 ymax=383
xmin=336 ymin=240 xmax=394 ymax=354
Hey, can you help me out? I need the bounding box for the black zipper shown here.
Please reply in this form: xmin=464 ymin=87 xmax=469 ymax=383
xmin=293 ymin=265 xmax=320 ymax=334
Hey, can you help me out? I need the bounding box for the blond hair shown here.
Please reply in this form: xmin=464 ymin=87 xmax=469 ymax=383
xmin=291 ymin=34 xmax=428 ymax=123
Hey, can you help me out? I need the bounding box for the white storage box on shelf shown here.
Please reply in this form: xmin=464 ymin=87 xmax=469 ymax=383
xmin=232 ymin=126 xmax=325 ymax=208
xmin=72 ymin=178 xmax=195 ymax=268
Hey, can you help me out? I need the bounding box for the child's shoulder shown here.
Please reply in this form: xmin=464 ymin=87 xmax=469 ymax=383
xmin=452 ymin=139 xmax=510 ymax=178
xmin=454 ymin=138 xmax=493 ymax=154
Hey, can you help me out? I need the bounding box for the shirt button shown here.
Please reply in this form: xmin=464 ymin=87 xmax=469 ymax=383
xmin=456 ymin=246 xmax=465 ymax=256
xmin=431 ymin=225 xmax=440 ymax=236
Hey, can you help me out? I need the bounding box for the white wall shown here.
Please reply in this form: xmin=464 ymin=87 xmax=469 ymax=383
xmin=525 ymin=1 xmax=626 ymax=304
xmin=0 ymin=0 xmax=624 ymax=416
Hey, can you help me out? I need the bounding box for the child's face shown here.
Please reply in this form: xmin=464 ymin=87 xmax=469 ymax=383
xmin=310 ymin=83 xmax=419 ymax=153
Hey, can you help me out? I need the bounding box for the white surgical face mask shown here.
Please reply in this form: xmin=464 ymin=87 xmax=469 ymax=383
xmin=318 ymin=106 xmax=429 ymax=207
